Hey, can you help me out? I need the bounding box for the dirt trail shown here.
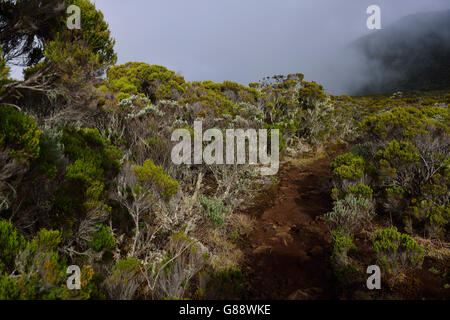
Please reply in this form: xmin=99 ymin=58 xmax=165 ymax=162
xmin=243 ymin=154 xmax=338 ymax=300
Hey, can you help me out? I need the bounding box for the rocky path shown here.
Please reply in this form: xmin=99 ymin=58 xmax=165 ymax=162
xmin=243 ymin=155 xmax=339 ymax=300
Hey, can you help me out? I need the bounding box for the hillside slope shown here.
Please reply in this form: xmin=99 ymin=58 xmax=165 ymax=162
xmin=353 ymin=10 xmax=450 ymax=94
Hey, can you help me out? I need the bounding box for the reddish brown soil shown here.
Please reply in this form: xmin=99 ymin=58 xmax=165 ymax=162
xmin=242 ymin=152 xmax=450 ymax=300
xmin=243 ymin=155 xmax=339 ymax=300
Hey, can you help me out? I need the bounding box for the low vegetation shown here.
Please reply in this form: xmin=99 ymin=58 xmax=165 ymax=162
xmin=0 ymin=0 xmax=448 ymax=300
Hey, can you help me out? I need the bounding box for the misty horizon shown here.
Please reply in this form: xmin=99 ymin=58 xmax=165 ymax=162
xmin=8 ymin=0 xmax=450 ymax=94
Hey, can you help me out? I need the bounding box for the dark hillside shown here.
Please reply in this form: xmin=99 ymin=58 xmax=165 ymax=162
xmin=354 ymin=10 xmax=450 ymax=94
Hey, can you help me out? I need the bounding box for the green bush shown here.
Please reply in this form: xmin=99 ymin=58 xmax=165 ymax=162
xmin=89 ymin=224 xmax=115 ymax=252
xmin=331 ymin=230 xmax=356 ymax=266
xmin=298 ymin=80 xmax=327 ymax=110
xmin=200 ymin=195 xmax=227 ymax=227
xmin=0 ymin=227 xmax=76 ymax=300
xmin=332 ymin=184 xmax=373 ymax=201
xmin=376 ymin=140 xmax=420 ymax=186
xmin=106 ymin=62 xmax=185 ymax=102
xmin=38 ymin=127 xmax=65 ymax=178
xmin=373 ymin=227 xmax=425 ymax=284
xmin=105 ymin=257 xmax=142 ymax=299
xmin=114 ymin=257 xmax=141 ymax=275
xmin=360 ymin=107 xmax=428 ymax=140
xmin=332 ymin=104 xmax=449 ymax=239
xmin=46 ymin=127 xmax=121 ymax=236
xmin=59 ymin=0 xmax=117 ymax=67
xmin=330 ymin=230 xmax=359 ymax=284
xmin=0 ymin=105 xmax=41 ymax=162
xmin=62 ymin=127 xmax=121 ymax=203
xmin=347 ymin=184 xmax=373 ymax=200
xmin=331 ymin=152 xmax=365 ymax=181
xmin=0 ymin=272 xmax=20 ymax=300
xmin=325 ymin=194 xmax=374 ymax=234
xmin=0 ymin=220 xmax=25 ymax=272
xmin=405 ymin=199 xmax=449 ymax=238
xmin=134 ymin=159 xmax=178 ymax=198
xmin=426 ymin=205 xmax=449 ymax=238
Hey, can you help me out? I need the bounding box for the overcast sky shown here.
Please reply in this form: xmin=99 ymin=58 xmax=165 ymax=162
xmin=10 ymin=0 xmax=450 ymax=93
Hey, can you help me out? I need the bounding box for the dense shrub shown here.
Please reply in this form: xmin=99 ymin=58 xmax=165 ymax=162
xmin=46 ymin=127 xmax=122 ymax=239
xmin=360 ymin=107 xmax=428 ymax=141
xmin=38 ymin=126 xmax=65 ymax=179
xmin=373 ymin=227 xmax=425 ymax=285
xmin=325 ymin=194 xmax=374 ymax=235
xmin=0 ymin=272 xmax=20 ymax=300
xmin=106 ymin=62 xmax=185 ymax=103
xmin=332 ymin=184 xmax=373 ymax=201
xmin=332 ymin=105 xmax=449 ymax=238
xmin=89 ymin=224 xmax=115 ymax=252
xmin=331 ymin=152 xmax=366 ymax=182
xmin=134 ymin=159 xmax=179 ymax=198
xmin=147 ymin=231 xmax=209 ymax=299
xmin=104 ymin=257 xmax=142 ymax=300
xmin=0 ymin=105 xmax=41 ymax=162
xmin=65 ymin=0 xmax=117 ymax=67
xmin=0 ymin=219 xmax=25 ymax=272
xmin=0 ymin=225 xmax=75 ymax=299
xmin=62 ymin=127 xmax=121 ymax=203
xmin=331 ymin=230 xmax=356 ymax=267
xmin=200 ymin=196 xmax=228 ymax=227
xmin=405 ymin=199 xmax=449 ymax=238
xmin=330 ymin=230 xmax=358 ymax=284
xmin=298 ymin=80 xmax=327 ymax=110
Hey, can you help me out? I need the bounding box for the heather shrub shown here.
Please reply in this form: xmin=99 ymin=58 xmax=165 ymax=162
xmin=134 ymin=159 xmax=178 ymax=198
xmin=298 ymin=80 xmax=327 ymax=110
xmin=347 ymin=184 xmax=373 ymax=200
xmin=373 ymin=227 xmax=425 ymax=286
xmin=0 ymin=219 xmax=25 ymax=272
xmin=383 ymin=185 xmax=407 ymax=215
xmin=325 ymin=194 xmax=374 ymax=235
xmin=88 ymin=224 xmax=115 ymax=252
xmin=0 ymin=105 xmax=41 ymax=162
xmin=147 ymin=231 xmax=209 ymax=299
xmin=0 ymin=223 xmax=94 ymax=300
xmin=330 ymin=230 xmax=358 ymax=284
xmin=405 ymin=199 xmax=449 ymax=238
xmin=37 ymin=126 xmax=65 ymax=179
xmin=200 ymin=195 xmax=228 ymax=227
xmin=10 ymin=228 xmax=75 ymax=299
xmin=332 ymin=105 xmax=450 ymax=239
xmin=375 ymin=140 xmax=420 ymax=191
xmin=104 ymin=257 xmax=142 ymax=300
xmin=360 ymin=107 xmax=428 ymax=141
xmin=331 ymin=230 xmax=356 ymax=267
xmin=331 ymin=152 xmax=366 ymax=182
xmin=106 ymin=62 xmax=186 ymax=103
xmin=332 ymin=184 xmax=373 ymax=201
xmin=425 ymin=205 xmax=449 ymax=238
xmin=0 ymin=272 xmax=20 ymax=300
xmin=48 ymin=127 xmax=122 ymax=242
xmin=62 ymin=128 xmax=121 ymax=203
